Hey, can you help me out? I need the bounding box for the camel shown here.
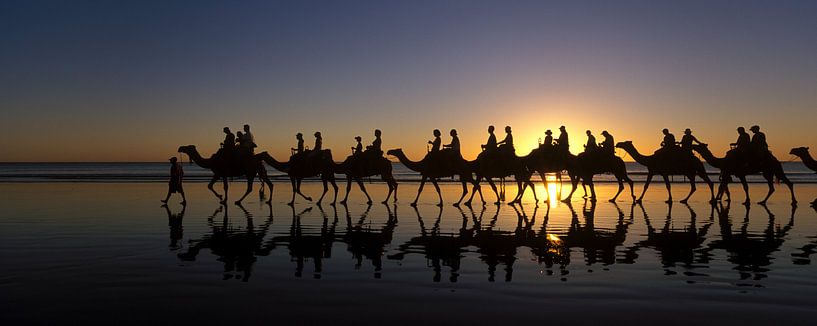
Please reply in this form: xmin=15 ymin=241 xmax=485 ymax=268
xmin=387 ymin=149 xmax=474 ymax=207
xmin=178 ymin=145 xmax=274 ymax=205
xmin=615 ymin=141 xmax=715 ymax=204
xmin=562 ymin=151 xmax=635 ymax=203
xmin=258 ymin=151 xmax=338 ymax=206
xmin=790 ymin=147 xmax=816 ymax=206
xmin=466 ymin=150 xmax=537 ymax=206
xmin=692 ymin=144 xmax=796 ymax=205
xmin=521 ymin=146 xmax=579 ymax=203
xmin=332 ymin=153 xmax=398 ymax=205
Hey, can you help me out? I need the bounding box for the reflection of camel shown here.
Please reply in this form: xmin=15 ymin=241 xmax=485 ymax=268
xmin=616 ymin=141 xmax=714 ymax=204
xmin=622 ymin=203 xmax=712 ymax=274
xmin=387 ymin=206 xmax=472 ymax=282
xmin=266 ymin=206 xmax=338 ymax=278
xmin=792 ymin=205 xmax=817 ymax=264
xmin=470 ymin=205 xmax=523 ymax=282
xmin=178 ymin=145 xmax=274 ymax=205
xmin=258 ymin=151 xmax=338 ymax=206
xmin=177 ymin=204 xmax=274 ymax=282
xmin=467 ymin=152 xmax=536 ymax=205
xmin=333 ymin=155 xmax=398 ymax=205
xmin=709 ymin=203 xmax=795 ymax=282
xmin=520 ymin=147 xmax=578 ymax=203
xmin=387 ymin=149 xmax=474 ymax=207
xmin=790 ymin=147 xmax=817 ymax=206
xmin=561 ymin=200 xmax=633 ymax=266
xmin=693 ymin=144 xmax=795 ymax=205
xmin=564 ymin=152 xmax=635 ymax=203
xmin=516 ymin=204 xmax=570 ymax=279
xmin=339 ymin=204 xmax=397 ymax=278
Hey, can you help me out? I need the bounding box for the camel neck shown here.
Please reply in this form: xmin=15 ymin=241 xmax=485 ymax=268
xmin=695 ymin=147 xmax=723 ymax=168
xmin=259 ymin=152 xmax=290 ymax=173
xmin=798 ymin=151 xmax=817 ymax=171
xmin=185 ymin=149 xmax=212 ymax=169
xmin=622 ymin=146 xmax=651 ymax=165
xmin=393 ymin=151 xmax=425 ymax=172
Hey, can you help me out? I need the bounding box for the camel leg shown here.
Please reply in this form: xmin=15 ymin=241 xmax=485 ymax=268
xmin=341 ymin=176 xmax=353 ymax=204
xmin=487 ymin=178 xmax=501 ymax=205
xmin=412 ymin=176 xmax=427 ymax=207
xmin=382 ymin=176 xmax=394 ymax=204
xmin=738 ymin=175 xmax=750 ymax=205
xmin=509 ymin=180 xmax=524 ymax=204
xmin=624 ymin=174 xmax=635 ymax=202
xmin=758 ymin=172 xmax=775 ymax=205
xmin=562 ymin=174 xmax=579 ymax=203
xmin=329 ymin=176 xmax=338 ymax=205
xmin=316 ymin=178 xmax=329 ymax=205
xmin=221 ymin=177 xmax=229 ymax=204
xmin=207 ymin=176 xmax=222 ymax=201
xmin=587 ymin=177 xmax=597 ymax=202
xmin=431 ymin=178 xmax=443 ymax=207
xmin=453 ymin=181 xmax=467 ymax=207
xmin=661 ymin=175 xmax=673 ymax=203
xmin=638 ymin=174 xmax=654 ymax=204
xmin=610 ymin=175 xmax=623 ymax=202
xmin=391 ymin=178 xmax=398 ymax=203
xmin=235 ymin=175 xmax=255 ymax=205
xmin=293 ymin=179 xmax=312 ymax=202
xmin=525 ymin=180 xmax=538 ymax=203
xmin=357 ymin=178 xmax=373 ymax=205
xmin=261 ymin=174 xmax=274 ymax=204
xmin=539 ymin=172 xmax=549 ymax=202
xmin=680 ymin=174 xmax=696 ymax=204
xmin=777 ymin=171 xmax=797 ymax=205
xmin=288 ymin=178 xmax=297 ymax=206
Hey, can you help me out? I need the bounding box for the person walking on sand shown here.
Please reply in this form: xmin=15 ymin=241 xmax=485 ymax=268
xmin=161 ymin=157 xmax=186 ymax=205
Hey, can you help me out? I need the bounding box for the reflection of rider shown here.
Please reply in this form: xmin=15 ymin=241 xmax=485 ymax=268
xmin=600 ymin=130 xmax=614 ymax=155
xmin=292 ymin=133 xmax=304 ymax=154
xmin=679 ymin=128 xmax=702 ymax=152
xmin=428 ymin=129 xmax=442 ymax=152
xmin=481 ymin=125 xmax=497 ymax=152
xmin=497 ymin=126 xmax=514 ymax=154
xmin=443 ymin=129 xmax=461 ymax=157
xmin=584 ymin=130 xmax=597 ymax=153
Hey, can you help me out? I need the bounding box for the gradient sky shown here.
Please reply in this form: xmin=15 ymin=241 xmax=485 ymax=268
xmin=2 ymin=0 xmax=816 ymax=162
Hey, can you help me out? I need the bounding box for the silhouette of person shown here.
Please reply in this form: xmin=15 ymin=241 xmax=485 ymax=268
xmin=366 ymin=129 xmax=382 ymax=155
xmin=730 ymin=127 xmax=750 ymax=151
xmin=221 ymin=127 xmax=236 ymax=151
xmin=428 ymin=129 xmax=442 ymax=152
xmin=481 ymin=125 xmax=497 ymax=152
xmin=313 ymin=132 xmax=323 ymax=151
xmin=443 ymin=129 xmax=461 ymax=156
xmin=679 ymin=128 xmax=703 ymax=152
xmin=584 ymin=130 xmax=597 ymax=153
xmin=556 ymin=126 xmax=569 ymax=154
xmin=543 ymin=129 xmax=554 ymax=148
xmin=600 ymin=130 xmax=614 ymax=154
xmin=660 ymin=128 xmax=676 ymax=150
xmin=352 ymin=136 xmax=363 ymax=155
xmin=236 ymin=131 xmax=245 ymax=149
xmin=292 ymin=133 xmax=304 ymax=155
xmin=242 ymin=124 xmax=256 ymax=152
xmin=497 ymin=126 xmax=514 ymax=154
xmin=161 ymin=157 xmax=186 ymax=205
xmin=750 ymin=125 xmax=768 ymax=153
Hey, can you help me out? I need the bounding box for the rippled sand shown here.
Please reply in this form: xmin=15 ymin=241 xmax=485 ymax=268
xmin=2 ymin=182 xmax=817 ymax=324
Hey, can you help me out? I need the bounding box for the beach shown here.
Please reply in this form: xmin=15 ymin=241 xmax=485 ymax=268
xmin=2 ymin=181 xmax=817 ymax=324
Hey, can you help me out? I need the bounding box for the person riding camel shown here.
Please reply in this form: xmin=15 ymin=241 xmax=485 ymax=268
xmin=728 ymin=127 xmax=751 ymax=160
xmin=352 ymin=136 xmax=363 ymax=155
xmin=428 ymin=129 xmax=442 ymax=152
xmin=366 ymin=129 xmax=382 ymax=155
xmin=542 ymin=129 xmax=554 ymax=148
xmin=497 ymin=126 xmax=514 ymax=155
xmin=236 ymin=131 xmax=245 ymax=151
xmin=219 ymin=127 xmax=236 ymax=158
xmin=679 ymin=128 xmax=703 ymax=152
xmin=308 ymin=132 xmax=322 ymax=158
xmin=600 ymin=130 xmax=614 ymax=155
xmin=242 ymin=124 xmax=256 ymax=153
xmin=481 ymin=125 xmax=497 ymax=152
xmin=443 ymin=129 xmax=461 ymax=157
xmin=584 ymin=130 xmax=598 ymax=154
xmin=750 ymin=125 xmax=768 ymax=153
xmin=292 ymin=132 xmax=304 ymax=156
xmin=556 ymin=125 xmax=569 ymax=155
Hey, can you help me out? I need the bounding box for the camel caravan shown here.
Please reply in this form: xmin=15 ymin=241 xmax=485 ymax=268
xmin=173 ymin=124 xmax=815 ymax=207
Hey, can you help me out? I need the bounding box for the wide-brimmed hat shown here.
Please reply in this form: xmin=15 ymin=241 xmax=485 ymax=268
xmin=169 ymin=157 xmax=178 ymax=162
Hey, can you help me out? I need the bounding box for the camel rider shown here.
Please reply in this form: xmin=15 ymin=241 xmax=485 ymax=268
xmin=221 ymin=127 xmax=236 ymax=152
xmin=292 ymin=133 xmax=304 ymax=155
xmin=730 ymin=127 xmax=750 ymax=150
xmin=679 ymin=128 xmax=702 ymax=152
xmin=307 ymin=132 xmax=323 ymax=159
xmin=443 ymin=129 xmax=461 ymax=157
xmin=428 ymin=129 xmax=442 ymax=152
xmin=497 ymin=126 xmax=514 ymax=154
xmin=556 ymin=126 xmax=569 ymax=155
xmin=750 ymin=125 xmax=768 ymax=153
xmin=236 ymin=131 xmax=245 ymax=150
xmin=542 ymin=129 xmax=554 ymax=148
xmin=242 ymin=124 xmax=256 ymax=153
xmin=481 ymin=125 xmax=497 ymax=152
xmin=584 ymin=130 xmax=598 ymax=153
xmin=600 ymin=130 xmax=614 ymax=155
xmin=366 ymin=129 xmax=382 ymax=155
xmin=660 ymin=129 xmax=676 ymax=150
xmin=352 ymin=136 xmax=363 ymax=155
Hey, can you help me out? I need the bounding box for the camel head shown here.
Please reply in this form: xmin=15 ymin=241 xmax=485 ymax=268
xmin=790 ymin=147 xmax=809 ymax=157
xmin=386 ymin=148 xmax=404 ymax=157
xmin=690 ymin=143 xmax=709 ymax=153
xmin=177 ymin=145 xmax=196 ymax=154
xmin=615 ymin=141 xmax=634 ymax=150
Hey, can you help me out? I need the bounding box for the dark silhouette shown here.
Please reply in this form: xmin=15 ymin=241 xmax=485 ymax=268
xmin=789 ymin=147 xmax=817 ymax=206
xmin=584 ymin=130 xmax=597 ymax=153
xmin=750 ymin=125 xmax=768 ymax=152
xmin=542 ymin=129 xmax=554 ymax=148
xmin=443 ymin=129 xmax=461 ymax=155
xmin=387 ymin=147 xmax=473 ymax=207
xmin=563 ymin=141 xmax=636 ymax=203
xmin=178 ymin=145 xmax=274 ymax=205
xmin=339 ymin=203 xmax=397 ymax=278
xmin=266 ymin=206 xmax=337 ymax=278
xmin=496 ymin=126 xmax=514 ymax=154
xmin=692 ymin=143 xmax=796 ymax=205
xmin=333 ymin=144 xmax=398 ymax=205
xmin=659 ymin=128 xmax=676 ymax=151
xmin=163 ymin=203 xmax=185 ymax=250
xmin=468 ymin=136 xmax=537 ymax=206
xmin=292 ymin=132 xmax=304 ymax=154
xmin=599 ymin=130 xmax=614 ymax=154
xmin=352 ymin=136 xmax=363 ymax=155
xmin=679 ymin=128 xmax=702 ymax=152
xmin=561 ymin=200 xmax=633 ymax=266
xmin=241 ymin=124 xmax=256 ymax=153
xmin=481 ymin=125 xmax=498 ymax=152
xmin=616 ymin=141 xmax=715 ymax=204
xmin=161 ymin=156 xmax=186 ymax=205
xmin=258 ymin=150 xmax=338 ymax=206
xmin=221 ymin=127 xmax=236 ymax=151
xmin=428 ymin=129 xmax=442 ymax=152
xmin=556 ymin=125 xmax=569 ymax=155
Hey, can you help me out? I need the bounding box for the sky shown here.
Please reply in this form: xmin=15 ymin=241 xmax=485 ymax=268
xmin=1 ymin=0 xmax=816 ymax=162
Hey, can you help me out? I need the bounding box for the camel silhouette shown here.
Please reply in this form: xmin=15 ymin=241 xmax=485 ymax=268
xmin=333 ymin=154 xmax=398 ymax=205
xmin=692 ymin=144 xmax=796 ymax=205
xmin=563 ymin=151 xmax=635 ymax=203
xmin=616 ymin=141 xmax=714 ymax=204
xmin=258 ymin=151 xmax=338 ymax=206
xmin=790 ymin=147 xmax=817 ymax=206
xmin=466 ymin=151 xmax=536 ymax=206
xmin=387 ymin=148 xmax=474 ymax=207
xmin=339 ymin=203 xmax=397 ymax=279
xmin=178 ymin=145 xmax=274 ymax=205
xmin=520 ymin=146 xmax=578 ymax=203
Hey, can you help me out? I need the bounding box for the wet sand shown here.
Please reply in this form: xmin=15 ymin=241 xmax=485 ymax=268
xmin=2 ymin=182 xmax=817 ymax=324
